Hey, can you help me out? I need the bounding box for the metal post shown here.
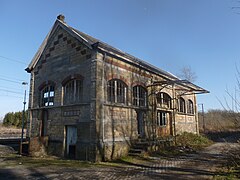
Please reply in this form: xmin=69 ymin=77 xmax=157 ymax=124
xmin=198 ymin=103 xmax=205 ymax=133
xmin=201 ymin=103 xmax=205 ymax=133
xmin=20 ymin=82 xmax=27 ymax=155
xmin=172 ymin=83 xmax=177 ymax=144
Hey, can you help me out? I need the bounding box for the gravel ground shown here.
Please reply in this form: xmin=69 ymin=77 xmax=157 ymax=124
xmin=0 ymin=135 xmax=239 ymax=180
xmin=0 ymin=145 xmax=16 ymax=156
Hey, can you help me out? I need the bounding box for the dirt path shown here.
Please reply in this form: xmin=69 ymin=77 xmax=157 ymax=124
xmin=0 ymin=138 xmax=239 ymax=179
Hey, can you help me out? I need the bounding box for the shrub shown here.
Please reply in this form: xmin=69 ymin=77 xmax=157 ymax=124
xmin=176 ymin=132 xmax=212 ymax=150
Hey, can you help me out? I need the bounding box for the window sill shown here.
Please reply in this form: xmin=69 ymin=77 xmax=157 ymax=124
xmin=157 ymin=125 xmax=167 ymax=128
xmin=177 ymin=112 xmax=195 ymax=116
xmin=104 ymin=103 xmax=129 ymax=108
xmin=30 ymin=103 xmax=90 ymax=110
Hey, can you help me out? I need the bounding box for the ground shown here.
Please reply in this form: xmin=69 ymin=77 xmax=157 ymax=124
xmin=0 ymin=133 xmax=239 ymax=180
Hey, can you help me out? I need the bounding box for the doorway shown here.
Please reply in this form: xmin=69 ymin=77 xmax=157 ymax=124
xmin=137 ymin=111 xmax=145 ymax=138
xmin=65 ymin=125 xmax=77 ymax=159
xmin=41 ymin=110 xmax=48 ymax=136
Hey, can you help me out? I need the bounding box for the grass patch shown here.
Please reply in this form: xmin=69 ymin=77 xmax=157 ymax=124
xmin=0 ymin=154 xmax=93 ymax=168
xmin=213 ymin=168 xmax=239 ymax=180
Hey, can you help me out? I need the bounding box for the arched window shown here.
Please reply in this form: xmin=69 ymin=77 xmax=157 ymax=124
xmin=178 ymin=97 xmax=186 ymax=113
xmin=156 ymin=92 xmax=171 ymax=108
xmin=133 ymin=85 xmax=147 ymax=107
xmin=64 ymin=79 xmax=83 ymax=104
xmin=41 ymin=85 xmax=55 ymax=106
xmin=187 ymin=99 xmax=194 ymax=114
xmin=107 ymin=79 xmax=127 ymax=104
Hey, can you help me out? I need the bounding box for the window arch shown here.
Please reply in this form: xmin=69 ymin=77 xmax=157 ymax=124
xmin=107 ymin=79 xmax=127 ymax=104
xmin=40 ymin=84 xmax=55 ymax=106
xmin=187 ymin=99 xmax=194 ymax=114
xmin=156 ymin=92 xmax=171 ymax=108
xmin=64 ymin=79 xmax=83 ymax=104
xmin=178 ymin=97 xmax=186 ymax=113
xmin=133 ymin=85 xmax=147 ymax=107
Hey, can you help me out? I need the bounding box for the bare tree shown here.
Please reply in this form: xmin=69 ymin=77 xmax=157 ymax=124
xmin=178 ymin=66 xmax=197 ymax=82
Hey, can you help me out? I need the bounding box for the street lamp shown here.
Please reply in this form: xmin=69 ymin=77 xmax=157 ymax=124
xmin=20 ymin=82 xmax=28 ymax=155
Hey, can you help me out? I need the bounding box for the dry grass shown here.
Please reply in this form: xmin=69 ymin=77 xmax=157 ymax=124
xmin=0 ymin=124 xmax=24 ymax=138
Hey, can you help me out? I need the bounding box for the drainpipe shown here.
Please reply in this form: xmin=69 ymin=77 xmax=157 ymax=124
xmin=101 ymin=52 xmax=106 ymax=159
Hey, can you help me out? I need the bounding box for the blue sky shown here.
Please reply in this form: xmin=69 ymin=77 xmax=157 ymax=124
xmin=0 ymin=0 xmax=239 ymax=119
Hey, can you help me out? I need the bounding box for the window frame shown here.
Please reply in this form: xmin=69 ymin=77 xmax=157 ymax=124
xmin=64 ymin=79 xmax=83 ymax=105
xmin=40 ymin=85 xmax=55 ymax=107
xmin=157 ymin=111 xmax=167 ymax=126
xmin=107 ymin=79 xmax=127 ymax=104
xmin=187 ymin=99 xmax=194 ymax=114
xmin=156 ymin=92 xmax=171 ymax=109
xmin=133 ymin=85 xmax=147 ymax=107
xmin=178 ymin=97 xmax=186 ymax=113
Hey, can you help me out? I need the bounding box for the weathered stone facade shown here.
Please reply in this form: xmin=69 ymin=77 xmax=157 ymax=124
xmin=26 ymin=15 xmax=208 ymax=162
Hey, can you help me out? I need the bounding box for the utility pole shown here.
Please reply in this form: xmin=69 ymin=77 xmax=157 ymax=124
xmin=20 ymin=82 xmax=28 ymax=155
xmin=198 ymin=103 xmax=205 ymax=133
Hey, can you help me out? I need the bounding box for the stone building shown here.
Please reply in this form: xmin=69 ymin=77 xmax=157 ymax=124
xmin=25 ymin=15 xmax=208 ymax=161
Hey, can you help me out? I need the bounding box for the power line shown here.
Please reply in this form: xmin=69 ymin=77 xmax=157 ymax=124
xmin=0 ymin=94 xmax=23 ymax=99
xmin=0 ymin=55 xmax=27 ymax=65
xmin=0 ymin=86 xmax=29 ymax=92
xmin=0 ymin=88 xmax=23 ymax=95
xmin=0 ymin=77 xmax=24 ymax=84
xmin=0 ymin=74 xmax=27 ymax=82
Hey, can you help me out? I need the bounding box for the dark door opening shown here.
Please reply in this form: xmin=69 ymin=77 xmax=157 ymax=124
xmin=65 ymin=126 xmax=77 ymax=159
xmin=137 ymin=111 xmax=145 ymax=138
xmin=41 ymin=110 xmax=48 ymax=137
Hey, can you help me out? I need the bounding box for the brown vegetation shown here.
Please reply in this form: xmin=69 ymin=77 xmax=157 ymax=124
xmin=0 ymin=124 xmax=23 ymax=138
xmin=198 ymin=109 xmax=240 ymax=133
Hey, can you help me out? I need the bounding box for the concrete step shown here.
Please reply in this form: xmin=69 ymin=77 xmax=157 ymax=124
xmin=129 ymin=149 xmax=143 ymax=154
xmin=128 ymin=152 xmax=140 ymax=157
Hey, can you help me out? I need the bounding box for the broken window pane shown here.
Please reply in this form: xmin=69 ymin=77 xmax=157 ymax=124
xmin=41 ymin=85 xmax=55 ymax=106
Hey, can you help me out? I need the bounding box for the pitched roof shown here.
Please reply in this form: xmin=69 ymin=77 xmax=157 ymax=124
xmin=26 ymin=18 xmax=178 ymax=80
xmin=26 ymin=17 xmax=209 ymax=94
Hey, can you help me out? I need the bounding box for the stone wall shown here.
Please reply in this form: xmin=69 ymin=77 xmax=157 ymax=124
xmin=28 ymin=26 xmax=97 ymax=161
xmin=28 ymin=25 xmax=199 ymax=161
xmin=95 ymin=52 xmax=199 ymax=160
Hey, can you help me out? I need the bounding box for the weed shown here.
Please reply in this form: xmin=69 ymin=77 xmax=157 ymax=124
xmin=176 ymin=132 xmax=213 ymax=151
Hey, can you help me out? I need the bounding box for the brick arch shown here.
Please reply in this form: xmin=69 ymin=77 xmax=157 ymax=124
xmin=106 ymin=75 xmax=129 ymax=86
xmin=107 ymin=78 xmax=128 ymax=87
xmin=155 ymin=90 xmax=172 ymax=99
xmin=61 ymin=74 xmax=84 ymax=86
xmin=131 ymin=82 xmax=147 ymax=89
xmin=38 ymin=80 xmax=56 ymax=90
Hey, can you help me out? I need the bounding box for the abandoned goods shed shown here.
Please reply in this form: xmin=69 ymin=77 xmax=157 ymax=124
xmin=25 ymin=15 xmax=208 ymax=161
